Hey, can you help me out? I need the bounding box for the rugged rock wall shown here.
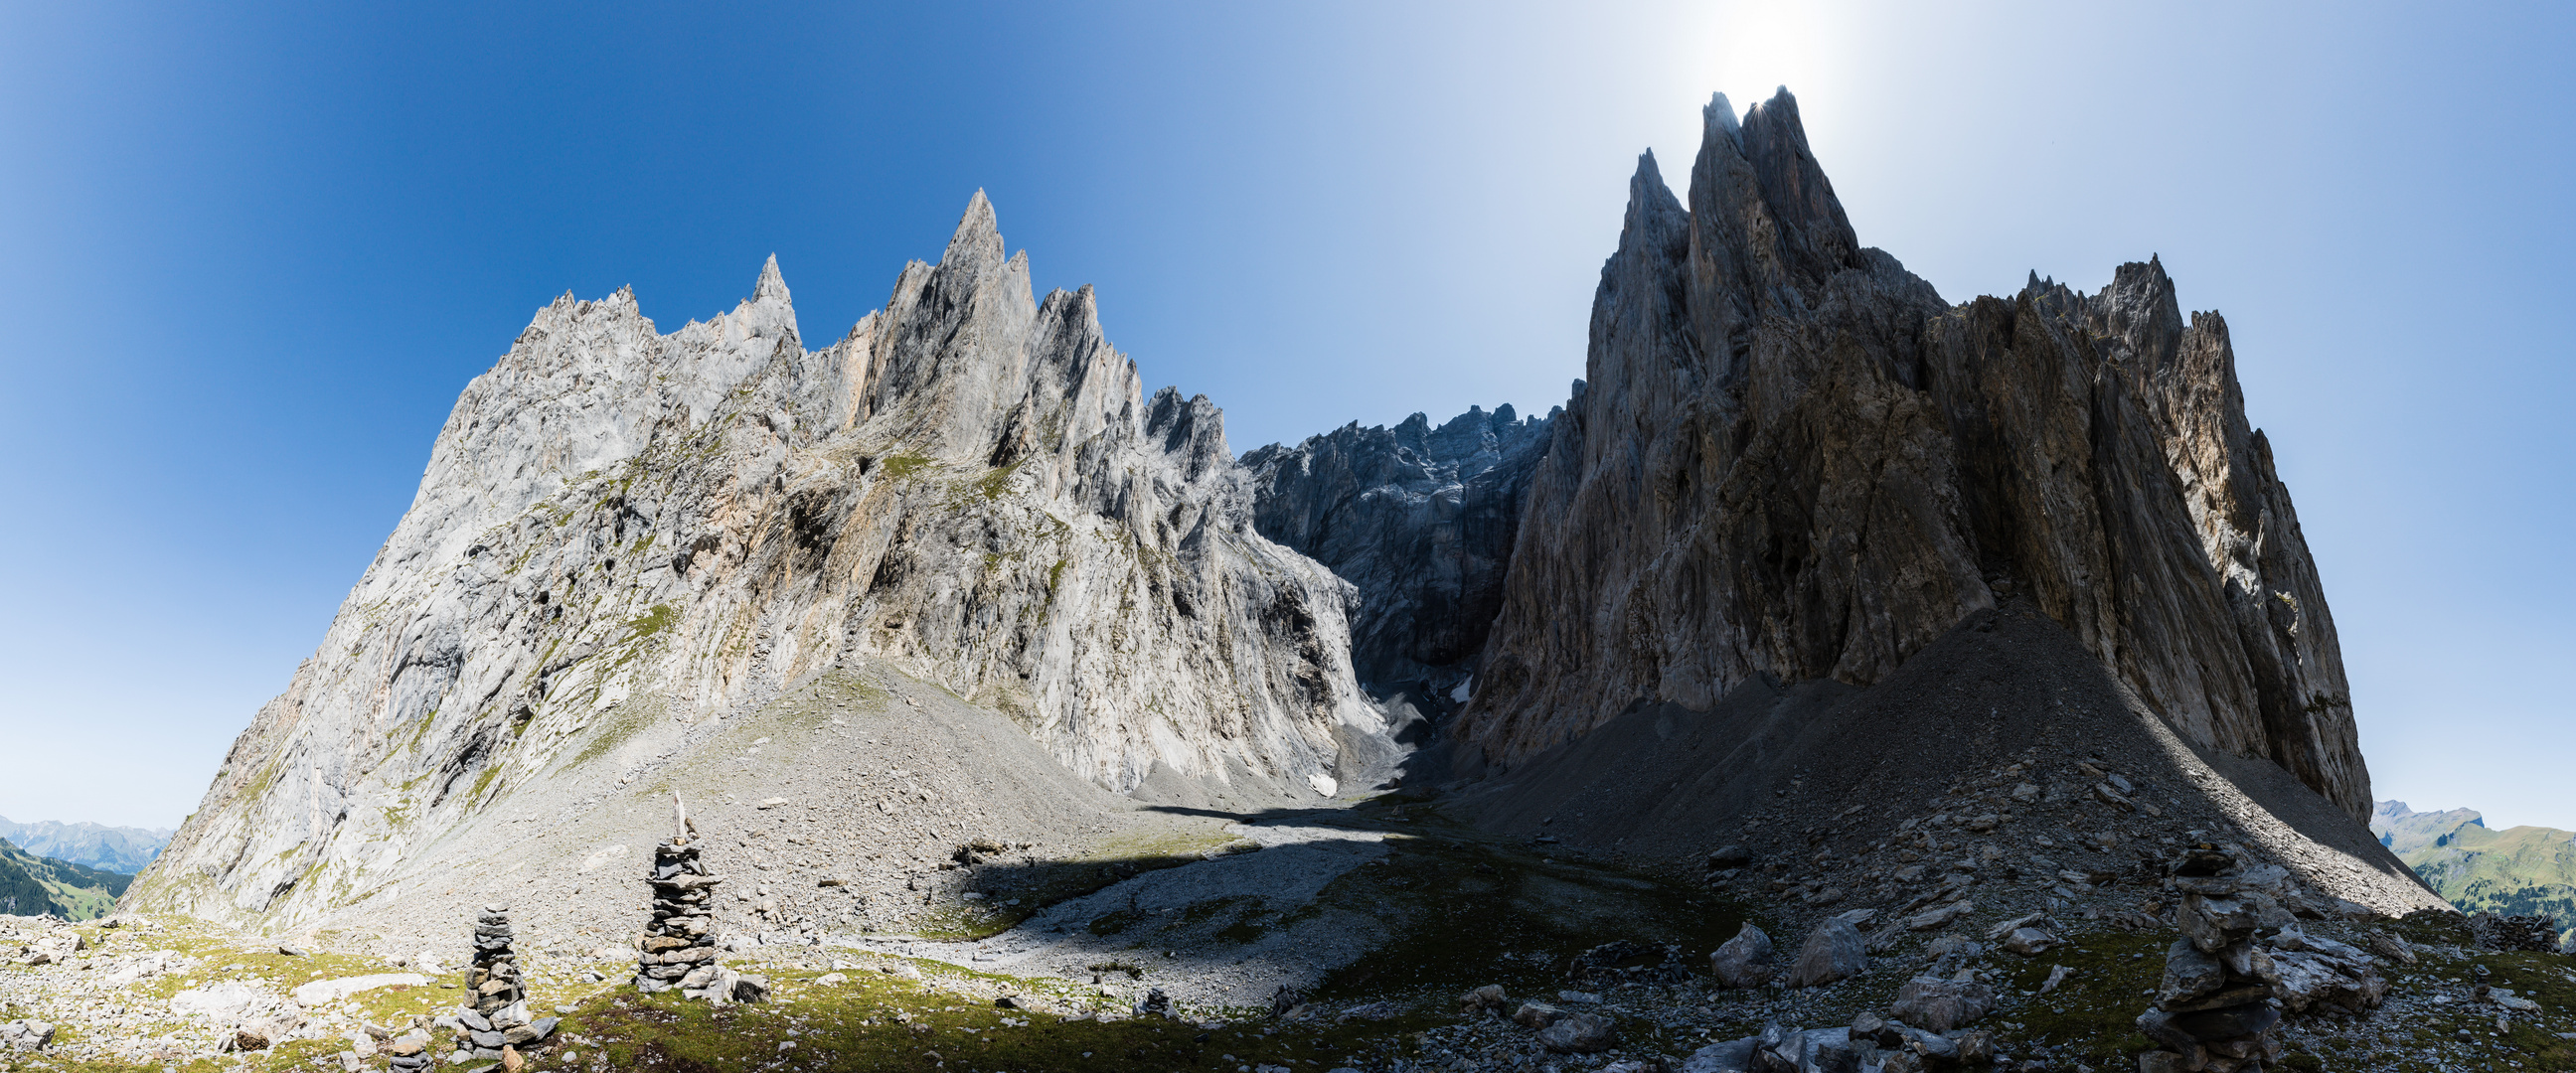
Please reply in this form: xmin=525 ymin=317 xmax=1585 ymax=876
xmin=135 ymin=194 xmax=1388 ymax=925
xmin=1243 ymin=405 xmax=1552 ymax=702
xmin=1455 ymin=90 xmax=2369 ymax=823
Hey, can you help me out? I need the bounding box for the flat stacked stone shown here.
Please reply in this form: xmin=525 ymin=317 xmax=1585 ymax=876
xmin=637 ymin=839 xmax=724 ymax=996
xmin=2137 ymin=848 xmax=2285 ymax=1073
xmin=383 ymin=1037 xmax=430 ymax=1073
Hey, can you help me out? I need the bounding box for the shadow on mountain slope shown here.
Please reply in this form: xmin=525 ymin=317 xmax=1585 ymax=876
xmin=1436 ymin=604 xmax=2442 ymax=926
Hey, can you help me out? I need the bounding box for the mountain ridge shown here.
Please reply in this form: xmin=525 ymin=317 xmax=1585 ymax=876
xmin=0 ymin=815 xmax=172 ymax=874
xmin=2373 ymin=800 xmax=2576 ymax=941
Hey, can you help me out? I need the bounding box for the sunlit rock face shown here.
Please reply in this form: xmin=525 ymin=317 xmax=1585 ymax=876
xmin=1455 ymin=89 xmax=2368 ymax=823
xmin=134 ymin=194 xmax=1391 ymax=927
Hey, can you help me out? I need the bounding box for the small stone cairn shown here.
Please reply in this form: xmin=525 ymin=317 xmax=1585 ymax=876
xmin=2136 ymin=847 xmax=2284 ymax=1073
xmin=442 ymin=904 xmax=558 ymax=1064
xmin=637 ymin=794 xmax=764 ymax=1004
xmin=469 ymin=905 xmax=526 ymax=1016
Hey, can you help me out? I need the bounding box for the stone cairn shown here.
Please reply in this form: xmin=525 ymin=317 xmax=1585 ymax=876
xmin=469 ymin=905 xmax=527 ymax=1016
xmin=2136 ymin=847 xmax=2283 ymax=1073
xmin=638 ymin=794 xmax=760 ymax=1003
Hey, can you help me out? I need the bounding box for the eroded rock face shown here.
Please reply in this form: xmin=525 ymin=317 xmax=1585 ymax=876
xmin=1244 ymin=404 xmax=1553 ymax=702
xmin=1455 ymin=89 xmax=2369 ymax=822
xmin=133 ymin=193 xmax=1389 ymax=926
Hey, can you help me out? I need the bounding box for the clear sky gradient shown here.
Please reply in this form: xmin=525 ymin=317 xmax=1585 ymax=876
xmin=2 ymin=2 xmax=2567 ymax=833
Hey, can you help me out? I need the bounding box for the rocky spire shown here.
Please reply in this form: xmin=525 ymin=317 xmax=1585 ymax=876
xmin=753 ymin=254 xmax=790 ymax=304
xmin=943 ymin=189 xmax=1008 ymax=275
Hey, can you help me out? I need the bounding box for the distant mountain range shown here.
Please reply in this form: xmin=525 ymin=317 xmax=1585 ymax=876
xmin=0 ymin=815 xmax=173 ymax=874
xmin=2372 ymin=800 xmax=2576 ymax=939
xmin=0 ymin=838 xmax=133 ymax=920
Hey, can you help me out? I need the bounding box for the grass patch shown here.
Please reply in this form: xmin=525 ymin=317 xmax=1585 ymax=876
xmin=1994 ymin=929 xmax=2165 ymax=1065
xmin=533 ymin=961 xmax=1429 ymax=1073
xmin=877 ymin=452 xmax=934 ymax=481
xmin=624 ymin=603 xmax=680 ymax=641
xmin=973 ymin=460 xmax=1023 ymax=502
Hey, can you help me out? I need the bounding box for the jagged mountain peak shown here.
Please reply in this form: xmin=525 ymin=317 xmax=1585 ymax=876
xmin=1457 ymin=86 xmax=2371 ymax=823
xmin=943 ymin=189 xmax=1008 ymax=271
xmin=1700 ymin=90 xmax=1741 ymax=147
xmin=133 ymin=191 xmax=1390 ymax=932
xmin=753 ymin=253 xmax=790 ymax=303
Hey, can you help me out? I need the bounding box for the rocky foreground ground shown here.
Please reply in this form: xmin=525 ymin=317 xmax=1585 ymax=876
xmin=4 ymin=775 xmax=2574 ymax=1073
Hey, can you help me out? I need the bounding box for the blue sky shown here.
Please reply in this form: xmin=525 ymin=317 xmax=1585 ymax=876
xmin=1 ymin=2 xmax=2568 ymax=833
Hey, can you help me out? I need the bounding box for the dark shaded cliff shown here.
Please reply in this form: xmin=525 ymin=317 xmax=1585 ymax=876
xmin=1451 ymin=89 xmax=2369 ymax=823
xmin=1244 ymin=405 xmax=1553 ymax=710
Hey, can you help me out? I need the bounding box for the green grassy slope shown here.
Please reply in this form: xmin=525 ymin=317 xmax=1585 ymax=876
xmin=2373 ymin=801 xmax=2576 ymax=927
xmin=0 ymin=837 xmax=132 ymax=919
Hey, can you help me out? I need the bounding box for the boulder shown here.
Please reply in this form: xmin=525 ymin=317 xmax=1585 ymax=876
xmin=1774 ymin=1027 xmax=1859 ymax=1073
xmin=1708 ymin=923 xmax=1776 ymax=988
xmin=2269 ymin=925 xmax=2371 ymax=964
xmin=2268 ymin=950 xmax=2385 ymax=1013
xmin=1683 ymin=1036 xmax=1757 ymax=1073
xmin=1785 ymin=918 xmax=1866 ymax=988
xmin=1889 ymin=975 xmax=1995 ymax=1032
xmin=0 ymin=1020 xmax=55 ymax=1053
xmin=1536 ymin=1012 xmax=1615 ymax=1054
xmin=170 ymin=982 xmax=267 ymax=1021
xmin=1999 ymin=927 xmax=2057 ymax=956
xmin=2363 ymin=931 xmax=2417 ymax=965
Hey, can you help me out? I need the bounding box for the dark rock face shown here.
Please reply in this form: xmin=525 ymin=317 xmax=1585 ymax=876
xmin=1455 ymin=88 xmax=2370 ymax=822
xmin=1244 ymin=404 xmax=1552 ymax=704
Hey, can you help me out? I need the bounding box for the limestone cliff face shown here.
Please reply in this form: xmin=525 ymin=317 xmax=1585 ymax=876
xmin=1456 ymin=90 xmax=2369 ymax=823
xmin=135 ymin=194 xmax=1385 ymax=925
xmin=1243 ymin=405 xmax=1552 ymax=702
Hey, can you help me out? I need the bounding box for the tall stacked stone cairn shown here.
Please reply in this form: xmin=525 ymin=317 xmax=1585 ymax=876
xmin=2136 ymin=847 xmax=2284 ymax=1073
xmin=637 ymin=797 xmax=765 ymax=1004
xmin=469 ymin=905 xmax=526 ymax=1017
xmin=637 ymin=837 xmax=724 ymax=995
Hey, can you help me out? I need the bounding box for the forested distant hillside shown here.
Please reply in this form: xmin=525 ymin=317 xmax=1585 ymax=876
xmin=0 ymin=838 xmax=132 ymax=920
xmin=2374 ymin=801 xmax=2576 ymax=941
